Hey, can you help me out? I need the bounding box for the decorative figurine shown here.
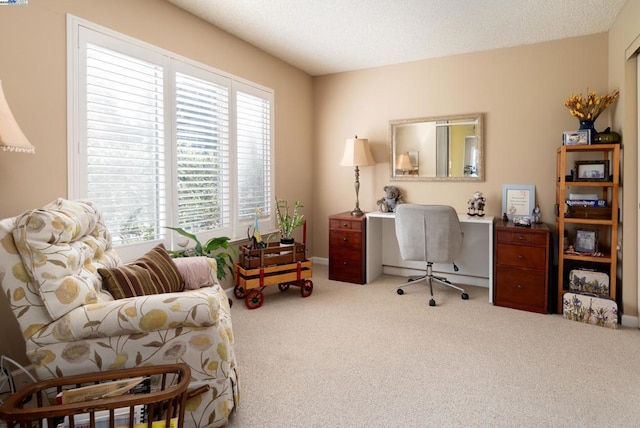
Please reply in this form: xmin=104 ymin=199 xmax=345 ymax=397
xmin=377 ymin=185 xmax=404 ymax=212
xmin=502 ymin=213 xmax=509 ymax=222
xmin=467 ymin=191 xmax=486 ymax=217
xmin=532 ymin=205 xmax=542 ymax=224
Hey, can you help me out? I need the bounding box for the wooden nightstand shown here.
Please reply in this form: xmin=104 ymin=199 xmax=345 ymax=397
xmin=494 ymin=221 xmax=550 ymax=313
xmin=328 ymin=212 xmax=366 ymax=284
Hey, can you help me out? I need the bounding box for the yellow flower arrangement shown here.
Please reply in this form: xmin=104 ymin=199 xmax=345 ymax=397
xmin=564 ymin=88 xmax=619 ymax=121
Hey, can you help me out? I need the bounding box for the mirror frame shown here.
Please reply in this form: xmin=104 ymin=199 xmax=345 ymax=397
xmin=389 ymin=113 xmax=484 ymax=182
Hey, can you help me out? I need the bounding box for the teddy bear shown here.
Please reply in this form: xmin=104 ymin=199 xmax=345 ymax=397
xmin=377 ymin=185 xmax=404 ymax=212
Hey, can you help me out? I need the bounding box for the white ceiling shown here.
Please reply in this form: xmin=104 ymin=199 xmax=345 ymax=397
xmin=168 ymin=0 xmax=627 ymax=76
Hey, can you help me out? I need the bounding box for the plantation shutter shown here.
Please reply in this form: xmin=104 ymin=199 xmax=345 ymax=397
xmin=175 ymin=72 xmax=230 ymax=233
xmin=84 ymin=43 xmax=166 ymax=246
xmin=236 ymin=87 xmax=273 ymax=222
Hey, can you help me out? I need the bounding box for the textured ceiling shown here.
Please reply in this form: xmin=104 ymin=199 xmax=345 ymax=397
xmin=168 ymin=0 xmax=627 ymax=76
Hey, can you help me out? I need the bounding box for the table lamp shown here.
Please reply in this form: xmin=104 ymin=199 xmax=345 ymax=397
xmin=395 ymin=153 xmax=412 ymax=175
xmin=340 ymin=135 xmax=375 ymax=216
xmin=0 ymin=80 xmax=35 ymax=153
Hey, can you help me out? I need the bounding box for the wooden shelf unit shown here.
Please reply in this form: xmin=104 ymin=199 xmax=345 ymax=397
xmin=555 ymin=144 xmax=620 ymax=313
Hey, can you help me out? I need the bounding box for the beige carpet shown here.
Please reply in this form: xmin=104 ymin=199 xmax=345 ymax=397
xmin=227 ymin=264 xmax=640 ymax=428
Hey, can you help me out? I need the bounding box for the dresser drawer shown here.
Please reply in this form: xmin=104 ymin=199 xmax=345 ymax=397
xmin=329 ymin=230 xmax=362 ymax=250
xmin=495 ymin=243 xmax=546 ymax=269
xmin=329 ymin=248 xmax=364 ymax=283
xmin=495 ymin=266 xmax=546 ymax=311
xmin=330 ymin=218 xmax=363 ymax=231
xmin=496 ymin=229 xmax=547 ymax=246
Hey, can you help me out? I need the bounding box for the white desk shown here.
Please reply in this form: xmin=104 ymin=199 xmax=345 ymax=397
xmin=365 ymin=212 xmax=494 ymax=303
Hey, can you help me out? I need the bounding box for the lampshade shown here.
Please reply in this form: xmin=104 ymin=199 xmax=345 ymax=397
xmin=340 ymin=136 xmax=374 ymax=167
xmin=0 ymin=80 xmax=35 ymax=154
xmin=395 ymin=153 xmax=412 ymax=171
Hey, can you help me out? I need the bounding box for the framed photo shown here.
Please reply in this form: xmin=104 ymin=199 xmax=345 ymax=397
xmin=502 ymin=184 xmax=535 ymax=221
xmin=563 ymin=130 xmax=590 ymax=146
xmin=574 ymin=160 xmax=609 ymax=182
xmin=574 ymin=228 xmax=598 ymax=253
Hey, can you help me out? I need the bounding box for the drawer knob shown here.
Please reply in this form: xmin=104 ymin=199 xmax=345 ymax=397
xmin=343 ymin=261 xmax=347 ymax=265
xmin=343 ymin=237 xmax=348 ymax=242
xmin=342 ymin=223 xmax=348 ymax=227
xmin=518 ymin=235 xmax=524 ymax=240
xmin=518 ymin=254 xmax=524 ymax=259
xmin=517 ymin=284 xmax=523 ymax=289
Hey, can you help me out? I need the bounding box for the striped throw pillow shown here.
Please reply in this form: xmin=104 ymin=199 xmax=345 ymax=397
xmin=99 ymin=243 xmax=185 ymax=299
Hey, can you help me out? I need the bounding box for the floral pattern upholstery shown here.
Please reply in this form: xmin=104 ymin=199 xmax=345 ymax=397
xmin=0 ymin=199 xmax=238 ymax=427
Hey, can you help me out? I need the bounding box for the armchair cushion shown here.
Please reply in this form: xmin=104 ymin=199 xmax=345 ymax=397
xmin=12 ymin=198 xmax=119 ymax=319
xmin=98 ymin=244 xmax=185 ymax=299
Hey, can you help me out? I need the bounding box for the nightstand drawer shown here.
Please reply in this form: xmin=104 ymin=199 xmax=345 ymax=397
xmin=495 ymin=243 xmax=546 ymax=268
xmin=329 ymin=230 xmax=362 ymax=250
xmin=495 ymin=266 xmax=546 ymax=310
xmin=329 ymin=248 xmax=364 ymax=283
xmin=330 ymin=219 xmax=363 ymax=231
xmin=497 ymin=230 xmax=547 ymax=246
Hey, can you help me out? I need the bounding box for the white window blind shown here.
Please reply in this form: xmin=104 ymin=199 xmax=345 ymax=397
xmin=176 ymin=72 xmax=230 ymax=233
xmin=236 ymin=88 xmax=272 ymax=220
xmin=68 ymin=17 xmax=275 ymax=257
xmin=85 ymin=43 xmax=166 ymax=246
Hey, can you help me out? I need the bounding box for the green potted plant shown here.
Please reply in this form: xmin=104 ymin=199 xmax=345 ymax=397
xmin=165 ymin=227 xmax=237 ymax=281
xmin=275 ymin=198 xmax=305 ymax=246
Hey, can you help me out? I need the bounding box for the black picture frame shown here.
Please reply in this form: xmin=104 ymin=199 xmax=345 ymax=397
xmin=574 ymin=228 xmax=598 ymax=253
xmin=574 ymin=160 xmax=609 ymax=182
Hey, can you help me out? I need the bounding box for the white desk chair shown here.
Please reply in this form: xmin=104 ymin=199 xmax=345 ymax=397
xmin=395 ymin=204 xmax=469 ymax=306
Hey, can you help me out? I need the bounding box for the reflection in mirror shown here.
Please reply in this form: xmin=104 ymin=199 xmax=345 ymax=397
xmin=390 ymin=113 xmax=484 ymax=181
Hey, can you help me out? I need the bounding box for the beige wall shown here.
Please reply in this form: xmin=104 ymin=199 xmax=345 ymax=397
xmin=609 ymin=0 xmax=640 ymax=321
xmin=313 ymin=33 xmax=639 ymax=308
xmin=0 ymin=0 xmax=314 ymax=363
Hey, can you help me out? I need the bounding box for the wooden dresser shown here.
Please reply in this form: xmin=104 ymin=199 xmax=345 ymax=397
xmin=328 ymin=212 xmax=366 ymax=284
xmin=494 ymin=221 xmax=550 ymax=313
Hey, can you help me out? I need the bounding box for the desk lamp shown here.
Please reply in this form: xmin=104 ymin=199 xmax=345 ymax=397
xmin=0 ymin=80 xmax=35 ymax=153
xmin=340 ymin=135 xmax=375 ymax=216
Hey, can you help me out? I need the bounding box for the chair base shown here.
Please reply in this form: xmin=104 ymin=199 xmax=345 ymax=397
xmin=396 ymin=263 xmax=469 ymax=306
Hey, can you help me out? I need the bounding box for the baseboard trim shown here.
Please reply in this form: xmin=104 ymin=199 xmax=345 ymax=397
xmin=621 ymin=314 xmax=639 ymax=328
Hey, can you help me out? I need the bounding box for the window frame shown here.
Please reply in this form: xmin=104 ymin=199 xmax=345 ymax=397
xmin=67 ymin=15 xmax=275 ymax=261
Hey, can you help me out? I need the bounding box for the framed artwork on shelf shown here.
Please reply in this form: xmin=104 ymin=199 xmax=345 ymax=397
xmin=574 ymin=228 xmax=599 ymax=253
xmin=563 ymin=130 xmax=590 ymax=146
xmin=574 ymin=160 xmax=609 ymax=182
xmin=502 ymin=184 xmax=535 ymax=221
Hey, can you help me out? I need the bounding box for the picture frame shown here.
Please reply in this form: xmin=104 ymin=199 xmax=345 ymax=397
xmin=502 ymin=184 xmax=535 ymax=221
xmin=563 ymin=129 xmax=590 ymax=146
xmin=574 ymin=228 xmax=598 ymax=253
xmin=574 ymin=160 xmax=609 ymax=182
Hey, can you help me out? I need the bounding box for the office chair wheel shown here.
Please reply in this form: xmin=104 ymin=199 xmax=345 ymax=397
xmin=461 ymin=292 xmax=469 ymax=300
xmin=300 ymin=280 xmax=313 ymax=297
xmin=429 ymin=298 xmax=436 ymax=306
xmin=245 ymin=289 xmax=264 ymax=309
xmin=397 ymin=289 xmax=404 ymax=295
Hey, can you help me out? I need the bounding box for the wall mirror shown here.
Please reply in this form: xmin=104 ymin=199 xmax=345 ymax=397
xmin=390 ymin=113 xmax=484 ymax=181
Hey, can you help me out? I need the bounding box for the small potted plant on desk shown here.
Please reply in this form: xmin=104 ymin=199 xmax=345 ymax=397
xmin=275 ymin=198 xmax=305 ymax=251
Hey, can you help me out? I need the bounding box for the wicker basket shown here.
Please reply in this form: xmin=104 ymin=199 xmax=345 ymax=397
xmin=0 ymin=364 xmax=191 ymax=428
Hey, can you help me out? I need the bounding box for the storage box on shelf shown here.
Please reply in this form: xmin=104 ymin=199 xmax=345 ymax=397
xmin=555 ymin=144 xmax=620 ymax=315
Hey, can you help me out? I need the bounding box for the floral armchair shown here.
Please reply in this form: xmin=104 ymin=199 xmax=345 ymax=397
xmin=0 ymin=198 xmax=238 ymax=427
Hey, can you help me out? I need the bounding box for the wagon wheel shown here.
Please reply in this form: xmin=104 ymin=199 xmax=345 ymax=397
xmin=245 ymin=289 xmax=265 ymax=309
xmin=278 ymin=283 xmax=290 ymax=292
xmin=234 ymin=285 xmax=247 ymax=299
xmin=300 ymin=280 xmax=313 ymax=298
